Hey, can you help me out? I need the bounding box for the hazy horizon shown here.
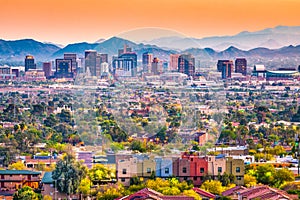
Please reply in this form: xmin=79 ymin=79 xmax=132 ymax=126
xmin=1 ymin=0 xmax=300 ymax=45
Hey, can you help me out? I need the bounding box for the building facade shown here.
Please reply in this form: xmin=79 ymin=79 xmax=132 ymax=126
xmin=54 ymin=59 xmax=73 ymax=78
xmin=85 ymin=50 xmax=97 ymax=76
xmin=25 ymin=55 xmax=36 ymax=72
xmin=116 ymin=153 xmax=245 ymax=187
xmin=42 ymin=62 xmax=52 ymax=78
xmin=178 ymin=54 xmax=195 ymax=77
xmin=170 ymin=54 xmax=180 ymax=72
xmin=64 ymin=53 xmax=77 ymax=73
xmin=0 ymin=170 xmax=41 ymax=194
xmin=235 ymin=58 xmax=247 ymax=76
xmin=142 ymin=52 xmax=153 ymax=73
xmin=226 ymin=157 xmax=245 ymax=185
xmin=113 ymin=52 xmax=137 ymax=77
xmin=218 ymin=60 xmax=233 ymax=79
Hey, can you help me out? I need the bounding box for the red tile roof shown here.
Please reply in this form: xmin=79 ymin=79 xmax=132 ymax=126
xmin=116 ymin=188 xmax=194 ymax=200
xmin=193 ymin=187 xmax=216 ymax=199
xmin=222 ymin=185 xmax=298 ymax=200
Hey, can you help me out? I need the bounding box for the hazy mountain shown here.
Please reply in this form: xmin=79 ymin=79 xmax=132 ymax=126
xmin=1 ymin=34 xmax=300 ymax=69
xmin=144 ymin=26 xmax=300 ymax=50
xmin=52 ymin=42 xmax=98 ymax=58
xmin=0 ymin=39 xmax=60 ymax=62
xmin=259 ymin=39 xmax=282 ymax=49
xmin=94 ymin=37 xmax=137 ymax=55
xmin=52 ymin=37 xmax=175 ymax=61
xmin=184 ymin=45 xmax=300 ymax=59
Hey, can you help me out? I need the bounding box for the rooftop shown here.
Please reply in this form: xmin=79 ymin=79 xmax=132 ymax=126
xmin=0 ymin=170 xmax=41 ymax=175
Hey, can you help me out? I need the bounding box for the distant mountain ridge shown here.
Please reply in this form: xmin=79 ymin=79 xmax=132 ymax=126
xmin=144 ymin=25 xmax=300 ymax=50
xmin=1 ymin=26 xmax=300 ymax=69
xmin=0 ymin=39 xmax=60 ymax=63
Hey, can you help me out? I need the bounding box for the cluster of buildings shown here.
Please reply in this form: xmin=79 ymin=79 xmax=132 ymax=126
xmin=218 ymin=58 xmax=247 ymax=79
xmin=0 ymin=45 xmax=197 ymax=82
xmin=2 ymin=45 xmax=299 ymax=83
xmin=218 ymin=58 xmax=300 ymax=82
xmin=0 ymin=169 xmax=295 ymax=200
xmin=116 ymin=152 xmax=245 ymax=187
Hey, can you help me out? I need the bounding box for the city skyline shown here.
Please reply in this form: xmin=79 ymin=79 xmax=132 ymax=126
xmin=1 ymin=0 xmax=300 ymax=45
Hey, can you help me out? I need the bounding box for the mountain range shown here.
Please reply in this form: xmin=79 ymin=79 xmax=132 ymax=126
xmin=0 ymin=26 xmax=300 ymax=68
xmin=144 ymin=26 xmax=300 ymax=50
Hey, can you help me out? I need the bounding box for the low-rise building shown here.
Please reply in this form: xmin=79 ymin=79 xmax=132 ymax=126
xmin=226 ymin=157 xmax=245 ymax=185
xmin=117 ymin=157 xmax=138 ymax=186
xmin=207 ymin=154 xmax=226 ymax=178
xmin=155 ymin=157 xmax=173 ymax=178
xmin=0 ymin=170 xmax=41 ymax=196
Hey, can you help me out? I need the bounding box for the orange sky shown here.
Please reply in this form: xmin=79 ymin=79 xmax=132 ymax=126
xmin=0 ymin=0 xmax=299 ymax=45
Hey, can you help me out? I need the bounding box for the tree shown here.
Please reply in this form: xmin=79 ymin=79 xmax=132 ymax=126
xmin=244 ymin=174 xmax=257 ymax=188
xmin=255 ymin=164 xmax=275 ymax=185
xmin=8 ymin=161 xmax=26 ymax=170
xmin=44 ymin=114 xmax=58 ymax=127
xmin=88 ymin=164 xmax=114 ymax=184
xmin=129 ymin=140 xmax=146 ymax=153
xmin=97 ymin=184 xmax=125 ymax=200
xmin=220 ymin=172 xmax=231 ymax=186
xmin=78 ymin=178 xmax=91 ymax=197
xmin=52 ymin=153 xmax=87 ymax=197
xmin=273 ymin=168 xmax=295 ymax=187
xmin=200 ymin=180 xmax=225 ymax=195
xmin=13 ymin=186 xmax=41 ymax=200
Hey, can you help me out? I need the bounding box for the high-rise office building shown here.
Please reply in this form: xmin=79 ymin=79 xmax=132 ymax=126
xmin=55 ymin=59 xmax=73 ymax=78
xmin=217 ymin=60 xmax=231 ymax=72
xmin=142 ymin=52 xmax=153 ymax=72
xmin=235 ymin=58 xmax=247 ymax=76
xmin=85 ymin=50 xmax=97 ymax=76
xmin=25 ymin=55 xmax=36 ymax=71
xmin=64 ymin=53 xmax=77 ymax=73
xmin=220 ymin=60 xmax=234 ymax=79
xmin=178 ymin=54 xmax=195 ymax=76
xmin=113 ymin=46 xmax=137 ymax=77
xmin=43 ymin=62 xmax=52 ymax=78
xmin=96 ymin=53 xmax=109 ymax=77
xmin=170 ymin=54 xmax=180 ymax=72
xmin=151 ymin=57 xmax=160 ymax=75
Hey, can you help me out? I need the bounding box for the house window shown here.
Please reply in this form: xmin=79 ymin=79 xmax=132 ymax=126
xmin=182 ymin=167 xmax=187 ymax=173
xmin=184 ymin=177 xmax=188 ymax=180
xmin=147 ymin=168 xmax=151 ymax=173
xmin=122 ymin=169 xmax=127 ymax=174
xmin=200 ymin=168 xmax=205 ymax=173
xmin=236 ymin=176 xmax=242 ymax=180
xmin=121 ymin=178 xmax=125 ymax=182
xmin=218 ymin=167 xmax=222 ymax=173
xmin=236 ymin=167 xmax=241 ymax=173
xmin=165 ymin=168 xmax=169 ymax=174
xmin=193 ymin=176 xmax=197 ymax=181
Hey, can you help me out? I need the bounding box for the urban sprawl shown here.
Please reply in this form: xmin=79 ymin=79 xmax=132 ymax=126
xmin=1 ymin=44 xmax=300 ymax=200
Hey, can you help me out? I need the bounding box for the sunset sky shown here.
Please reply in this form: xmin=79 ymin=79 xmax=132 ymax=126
xmin=1 ymin=0 xmax=299 ymax=45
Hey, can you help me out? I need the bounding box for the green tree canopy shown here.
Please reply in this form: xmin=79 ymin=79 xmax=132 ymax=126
xmin=52 ymin=153 xmax=87 ymax=196
xmin=13 ymin=186 xmax=41 ymax=200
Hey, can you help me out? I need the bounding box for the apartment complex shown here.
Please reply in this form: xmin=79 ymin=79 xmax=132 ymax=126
xmin=117 ymin=153 xmax=245 ymax=187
